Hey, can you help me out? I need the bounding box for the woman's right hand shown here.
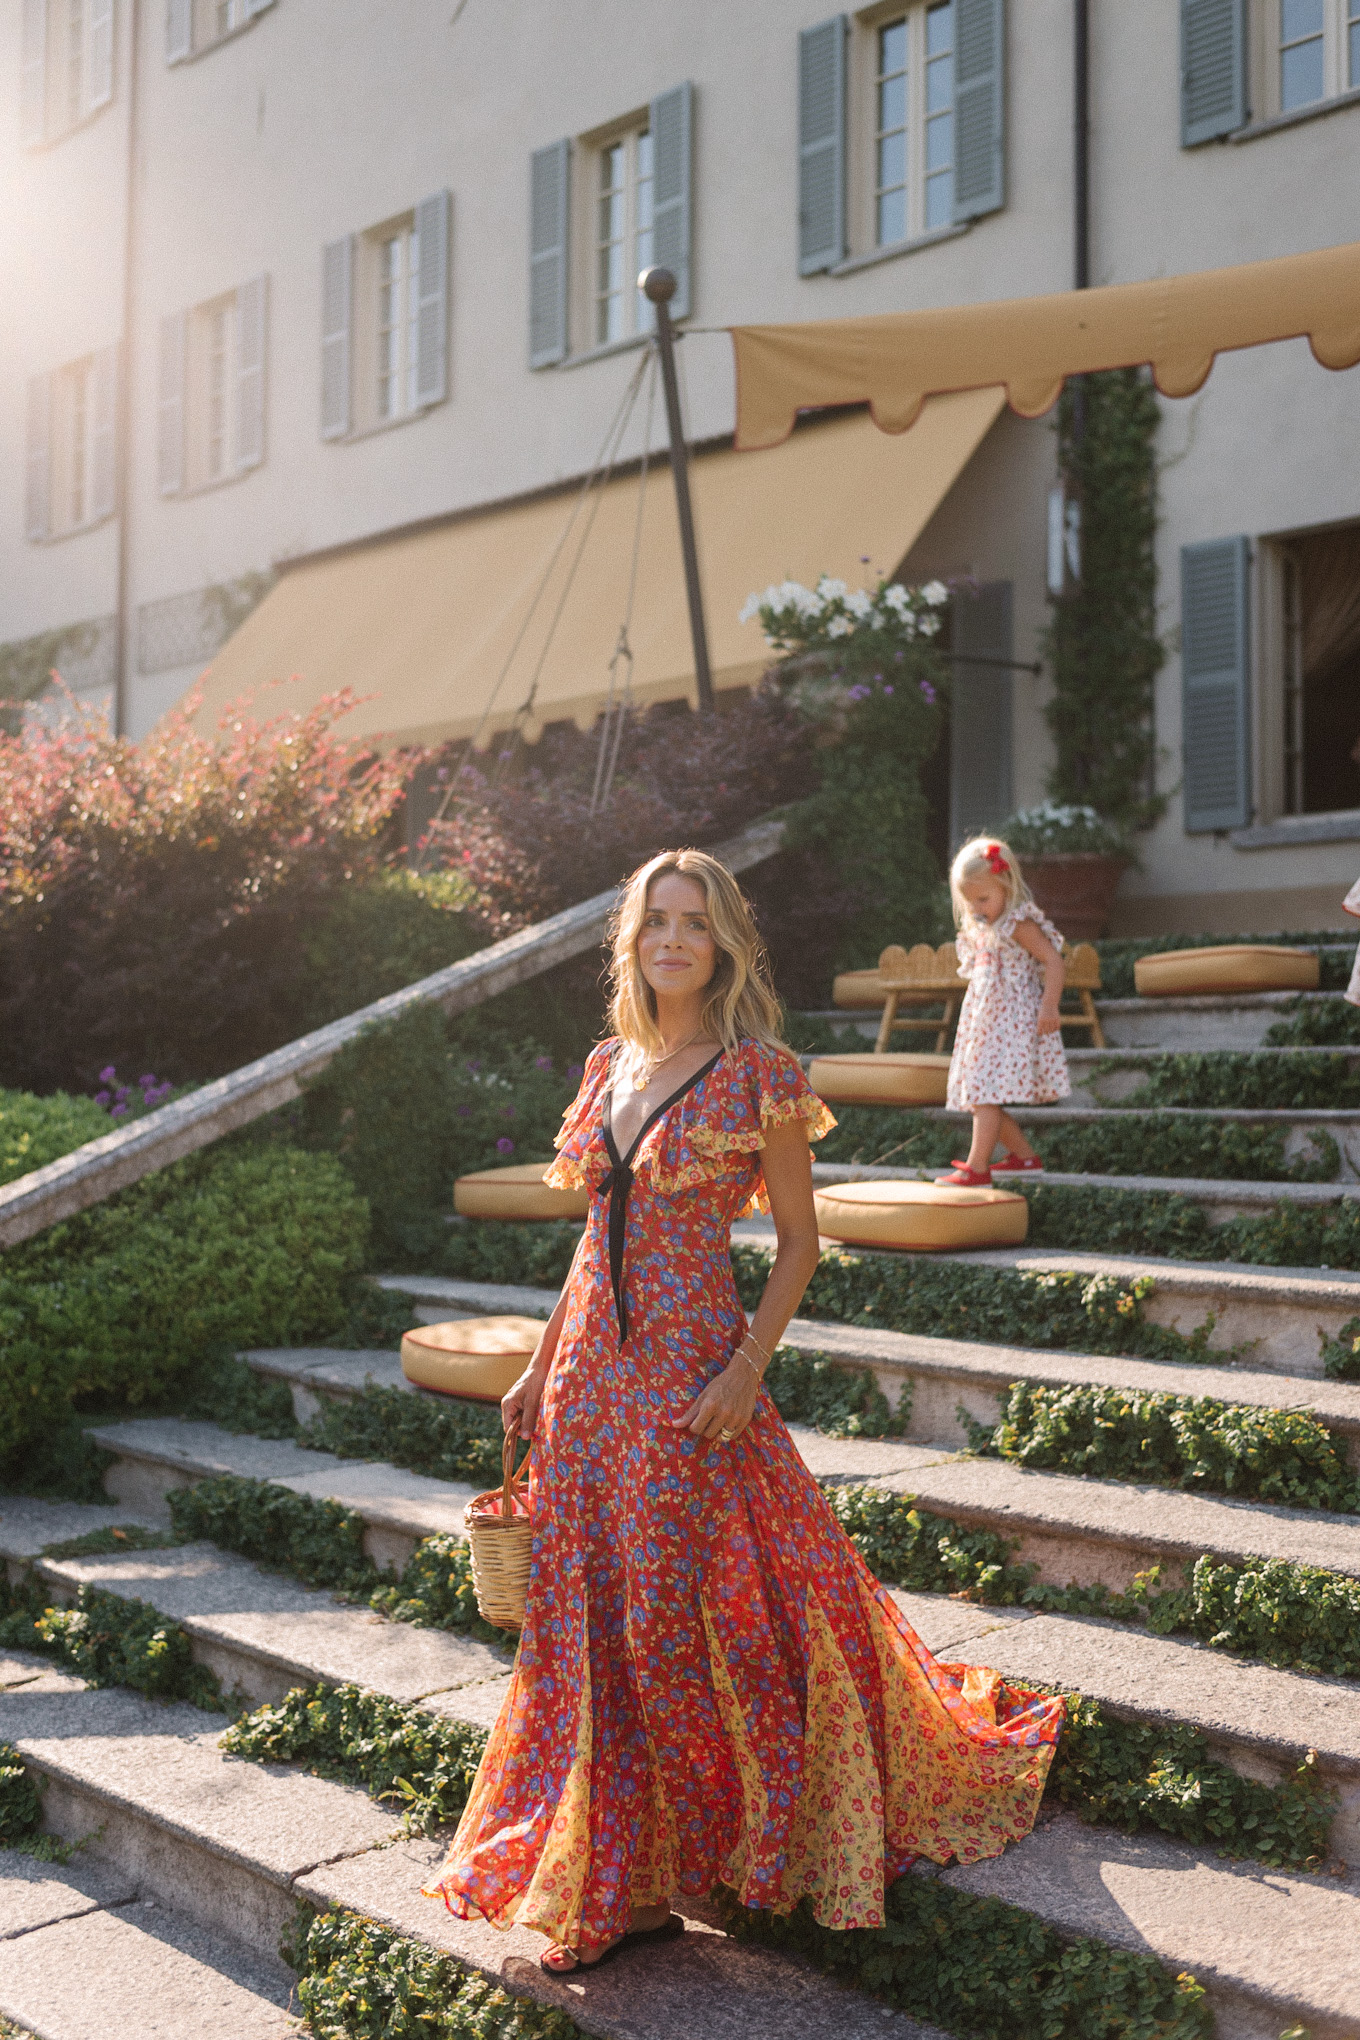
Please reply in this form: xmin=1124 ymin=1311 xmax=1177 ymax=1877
xmin=502 ymin=1360 xmax=549 ymax=1438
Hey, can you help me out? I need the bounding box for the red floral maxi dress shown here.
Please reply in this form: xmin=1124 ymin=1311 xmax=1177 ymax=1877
xmin=425 ymin=1039 xmax=1063 ymax=1948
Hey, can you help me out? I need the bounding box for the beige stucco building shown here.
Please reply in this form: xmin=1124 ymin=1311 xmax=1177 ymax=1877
xmin=5 ymin=0 xmax=1360 ymax=932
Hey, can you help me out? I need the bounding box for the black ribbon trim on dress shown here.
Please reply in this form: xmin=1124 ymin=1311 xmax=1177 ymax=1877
xmin=600 ymin=1048 xmax=724 ymax=1347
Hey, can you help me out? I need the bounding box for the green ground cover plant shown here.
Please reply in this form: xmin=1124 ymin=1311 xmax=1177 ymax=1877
xmin=718 ymin=1872 xmax=1210 ymax=2038
xmin=982 ymin=1380 xmax=1359 ymax=1510
xmin=440 ymin=1219 xmax=582 ymax=1287
xmin=289 ymin=1905 xmax=585 ymax=2040
xmin=1266 ymin=996 xmax=1360 ymax=1047
xmin=0 ymin=1572 xmax=219 ymax=1709
xmin=0 ymin=1139 xmax=368 ymax=1473
xmin=734 ymin=1240 xmax=1226 ymax=1364
xmin=220 ymin=1682 xmax=484 ymax=1834
xmin=1321 ymin=1314 xmax=1360 ymax=1381
xmin=816 ymin=1101 xmax=1340 ymax=1181
xmin=1107 ymin=1049 xmax=1360 ymax=1111
xmin=169 ymin=1477 xmax=375 ymax=1593
xmin=0 ymin=1088 xmax=111 ymax=1187
xmin=1023 ymin=1179 xmax=1360 ymax=1267
xmin=0 ymin=1742 xmax=44 ymax=1847
xmin=306 ymin=1385 xmax=509 ymax=1487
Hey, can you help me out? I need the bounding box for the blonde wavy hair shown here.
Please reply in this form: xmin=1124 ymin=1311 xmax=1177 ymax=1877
xmin=948 ymin=835 xmax=1033 ymax=926
xmin=606 ymin=849 xmax=785 ymax=1057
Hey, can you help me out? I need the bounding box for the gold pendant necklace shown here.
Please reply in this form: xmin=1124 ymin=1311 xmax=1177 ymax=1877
xmin=632 ymin=1028 xmax=706 ymax=1091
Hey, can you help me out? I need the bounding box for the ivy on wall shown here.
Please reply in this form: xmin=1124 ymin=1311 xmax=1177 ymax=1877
xmin=1043 ymin=370 xmax=1166 ymax=834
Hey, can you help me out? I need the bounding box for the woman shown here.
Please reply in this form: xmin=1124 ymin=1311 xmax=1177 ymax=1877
xmin=425 ymin=849 xmax=1063 ymax=1972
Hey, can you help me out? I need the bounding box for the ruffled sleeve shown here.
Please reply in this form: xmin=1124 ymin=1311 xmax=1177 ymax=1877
xmin=954 ymin=923 xmax=978 ymax=979
xmin=632 ymin=1038 xmax=835 ymax=1217
xmin=543 ymin=1040 xmax=614 ymax=1192
xmin=1006 ymin=899 xmax=1065 ymax=953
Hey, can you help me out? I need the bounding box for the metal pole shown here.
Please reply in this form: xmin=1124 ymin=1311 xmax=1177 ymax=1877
xmin=640 ymin=265 xmax=714 ymax=713
xmin=112 ymin=0 xmax=143 ymax=737
xmin=1071 ymin=0 xmax=1090 ymax=448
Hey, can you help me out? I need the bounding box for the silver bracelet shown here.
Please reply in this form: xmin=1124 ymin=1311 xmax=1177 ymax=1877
xmin=735 ymin=1339 xmax=766 ymax=1382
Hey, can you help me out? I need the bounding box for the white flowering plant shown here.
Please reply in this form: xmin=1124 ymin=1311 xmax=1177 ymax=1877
xmin=740 ymin=574 xmax=950 ymax=656
xmin=1001 ymin=802 xmax=1129 ymax=858
xmin=739 ymin=574 xmax=950 ymax=736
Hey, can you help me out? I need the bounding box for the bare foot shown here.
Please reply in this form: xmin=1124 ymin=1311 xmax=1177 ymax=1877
xmin=541 ymin=1903 xmax=672 ymax=1973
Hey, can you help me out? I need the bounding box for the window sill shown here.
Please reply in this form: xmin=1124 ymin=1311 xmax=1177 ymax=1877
xmin=25 ymin=100 xmax=115 ymax=151
xmin=29 ymin=511 xmax=117 ymax=545
xmin=1229 ymin=85 xmax=1360 ymax=143
xmin=170 ymin=464 xmax=264 ymax=499
xmin=830 ymin=220 xmax=972 ymax=277
xmin=330 ymin=403 xmax=441 ymax=446
xmin=1230 ymin=809 xmax=1360 ymax=848
xmin=559 ymin=332 xmax=654 ymax=372
xmin=170 ymin=5 xmax=274 ymax=65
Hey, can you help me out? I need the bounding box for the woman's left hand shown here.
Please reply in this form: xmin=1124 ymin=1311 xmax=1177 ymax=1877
xmin=670 ymin=1353 xmax=761 ymax=1441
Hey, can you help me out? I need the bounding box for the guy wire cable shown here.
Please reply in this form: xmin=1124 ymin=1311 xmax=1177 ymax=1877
xmin=591 ymin=345 xmax=658 ymax=815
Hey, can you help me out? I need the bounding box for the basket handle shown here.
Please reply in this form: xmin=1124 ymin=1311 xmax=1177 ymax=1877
xmin=501 ymin=1420 xmax=531 ymax=1520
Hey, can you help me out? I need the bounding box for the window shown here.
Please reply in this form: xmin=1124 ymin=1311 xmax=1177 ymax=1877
xmin=593 ymin=127 xmax=654 ymax=346
xmin=1274 ymin=0 xmax=1360 ymax=104
xmin=157 ymin=278 xmax=267 ymax=495
xmin=21 ymin=0 xmax=114 ymax=146
xmin=798 ymin=4 xmax=1001 ymax=275
xmin=320 ymin=194 xmax=449 ymax=439
xmin=529 ymin=84 xmax=691 ymax=368
xmin=1189 ymin=0 xmax=1360 ymax=139
xmin=25 ymin=344 xmax=118 ymax=540
xmin=1279 ymin=525 xmax=1360 ymax=816
xmin=868 ymin=5 xmax=957 ymax=246
xmin=166 ymin=0 xmax=275 ymax=63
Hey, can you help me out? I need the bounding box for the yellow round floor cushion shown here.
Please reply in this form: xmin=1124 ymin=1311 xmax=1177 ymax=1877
xmin=1133 ymin=945 xmax=1320 ymax=997
xmin=401 ymin=1316 xmax=545 ymax=1401
xmin=813 ymin=1180 xmax=1029 ymax=1252
xmin=808 ymin=1052 xmax=952 ymax=1107
xmin=453 ymin=1161 xmax=590 ymax=1221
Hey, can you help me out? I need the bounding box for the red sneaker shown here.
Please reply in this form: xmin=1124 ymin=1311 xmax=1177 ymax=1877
xmin=991 ymin=1155 xmax=1044 ymax=1175
xmin=936 ymin=1164 xmax=993 ymax=1186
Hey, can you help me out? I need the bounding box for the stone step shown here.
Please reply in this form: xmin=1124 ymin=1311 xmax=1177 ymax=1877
xmin=802 ymin=987 xmax=1347 ymax=1052
xmin=0 ymin=1495 xmax=513 ymax=1714
xmin=0 ymin=1653 xmax=952 ymax=2040
xmin=84 ymin=1418 xmax=478 ymax=1574
xmin=378 ymin=1257 xmax=1360 ymax=1385
xmin=908 ymin=1102 xmax=1360 ymax=1180
xmin=0 ymin=1852 xmax=299 ymax=2040
xmin=809 ymin=1156 xmax=1355 ymax=1223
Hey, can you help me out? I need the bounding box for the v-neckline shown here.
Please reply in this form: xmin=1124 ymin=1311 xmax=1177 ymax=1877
xmin=603 ymin=1045 xmax=725 ymax=1172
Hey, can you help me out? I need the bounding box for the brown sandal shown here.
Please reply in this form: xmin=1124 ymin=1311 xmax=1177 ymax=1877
xmin=539 ymin=1914 xmax=683 ymax=1974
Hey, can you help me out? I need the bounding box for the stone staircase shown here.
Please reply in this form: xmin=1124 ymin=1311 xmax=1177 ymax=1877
xmin=8 ymin=977 xmax=1360 ymax=2037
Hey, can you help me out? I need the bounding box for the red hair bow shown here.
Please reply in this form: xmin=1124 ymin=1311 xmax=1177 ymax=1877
xmin=985 ymin=843 xmax=1009 ymax=875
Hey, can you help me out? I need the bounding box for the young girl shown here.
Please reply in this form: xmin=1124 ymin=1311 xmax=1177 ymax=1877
xmin=938 ymin=836 xmax=1069 ymax=1185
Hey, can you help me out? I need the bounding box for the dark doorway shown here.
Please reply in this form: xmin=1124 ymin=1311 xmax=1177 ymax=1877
xmin=1283 ymin=525 xmax=1360 ymax=815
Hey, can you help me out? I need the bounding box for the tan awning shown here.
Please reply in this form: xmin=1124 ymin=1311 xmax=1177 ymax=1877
xmin=731 ymin=240 xmax=1360 ymax=452
xmin=188 ymin=390 xmax=1004 ymax=750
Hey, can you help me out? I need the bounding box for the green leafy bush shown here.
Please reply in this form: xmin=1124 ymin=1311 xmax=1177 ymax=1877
xmin=292 ymin=1907 xmax=585 ymax=2040
xmin=1050 ymin=1698 xmax=1331 ymax=1868
xmin=828 ymin=1485 xmax=1034 ymax=1603
xmin=0 ymin=1743 xmax=43 ymax=1846
xmin=1321 ymin=1314 xmax=1360 ymax=1381
xmin=763 ymin=1348 xmax=907 ymax=1438
xmin=305 ymin=1385 xmax=509 ymax=1488
xmin=1024 ymin=1179 xmax=1360 ymax=1269
xmin=717 ymin=1873 xmax=1211 ymax=2040
xmin=0 ymin=1142 xmax=368 ymax=1469
xmin=0 ymin=1573 xmax=219 ymax=1708
xmin=169 ymin=1476 xmax=376 ymax=1592
xmin=736 ymin=1240 xmax=1225 ymax=1365
xmin=300 ymin=870 xmax=484 ymax=1031
xmin=988 ymin=1380 xmax=1359 ymax=1510
xmin=221 ymin=1682 xmax=485 ymax=1835
xmin=1149 ymin=1552 xmax=1360 ymax=1679
xmin=1114 ymin=1049 xmax=1360 ymax=1111
xmin=0 ymin=1089 xmax=111 ymax=1187
xmin=370 ymin=1533 xmax=515 ymax=1645
xmin=440 ymin=1219 xmax=582 ymax=1287
xmin=296 ymin=1006 xmax=578 ymax=1265
xmin=181 ymin=1352 xmax=299 ymax=1438
xmin=1266 ymin=996 xmax=1360 ymax=1047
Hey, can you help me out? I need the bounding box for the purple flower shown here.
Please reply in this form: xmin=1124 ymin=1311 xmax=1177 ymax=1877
xmin=138 ymin=1074 xmax=156 ymax=1088
xmin=94 ymin=1091 xmax=111 ymax=1108
xmin=496 ymin=1136 xmax=515 ymax=1155
xmin=919 ymin=679 xmax=937 ymax=704
xmin=535 ymin=1056 xmax=553 ymax=1072
xmin=110 ymin=1103 xmax=128 ymax=1119
xmin=465 ymin=1059 xmax=482 ymax=1073
xmin=456 ymin=1103 xmax=472 ymax=1118
xmin=99 ymin=1066 xmax=116 ymax=1084
xmin=847 ymin=683 xmax=870 ymax=702
xmin=883 ymin=685 xmax=894 ymax=696
xmin=567 ymin=1063 xmax=584 ymax=1080
xmin=501 ymin=1104 xmax=516 ymax=1119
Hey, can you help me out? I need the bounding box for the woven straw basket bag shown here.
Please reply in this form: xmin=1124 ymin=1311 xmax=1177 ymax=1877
xmin=465 ymin=1423 xmax=532 ymax=1630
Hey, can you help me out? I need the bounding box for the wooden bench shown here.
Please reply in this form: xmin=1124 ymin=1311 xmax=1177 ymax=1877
xmin=834 ymin=940 xmax=1106 ymax=1052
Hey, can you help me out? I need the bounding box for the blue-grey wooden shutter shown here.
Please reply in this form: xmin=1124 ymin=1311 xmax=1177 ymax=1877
xmin=954 ymin=0 xmax=1005 ymax=220
xmin=950 ymin=582 xmax=1013 ymax=844
xmin=650 ymin=83 xmax=693 ymax=320
xmin=235 ymin=273 xmax=267 ymax=469
xmin=90 ymin=341 xmax=118 ymax=519
xmin=798 ymin=17 xmax=846 ymax=275
xmin=320 ymin=234 xmax=353 ymax=439
xmin=1180 ymin=0 xmax=1246 ymax=145
xmin=25 ymin=374 xmax=51 ymax=540
xmin=529 ymin=139 xmax=570 ymax=368
xmin=21 ymin=0 xmax=47 ymax=145
xmin=1181 ymin=536 xmax=1250 ymax=830
xmin=157 ymin=311 xmax=185 ymax=495
xmin=414 ymin=189 xmax=450 ymax=406
xmin=166 ymin=0 xmax=192 ymax=62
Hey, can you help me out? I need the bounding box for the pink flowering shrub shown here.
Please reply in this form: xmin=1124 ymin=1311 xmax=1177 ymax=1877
xmin=0 ymin=690 xmax=418 ymax=1093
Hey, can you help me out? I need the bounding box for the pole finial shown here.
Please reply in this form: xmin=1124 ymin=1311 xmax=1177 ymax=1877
xmin=639 ymin=266 xmax=677 ymax=304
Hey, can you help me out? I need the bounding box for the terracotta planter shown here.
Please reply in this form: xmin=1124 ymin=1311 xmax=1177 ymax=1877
xmin=1016 ymin=852 xmax=1129 ymax=940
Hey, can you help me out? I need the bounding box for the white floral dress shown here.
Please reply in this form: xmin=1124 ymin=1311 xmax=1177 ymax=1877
xmin=946 ymin=901 xmax=1071 ymax=1109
